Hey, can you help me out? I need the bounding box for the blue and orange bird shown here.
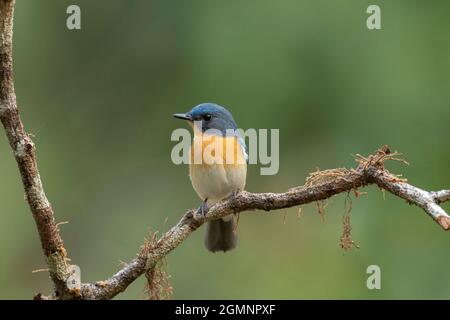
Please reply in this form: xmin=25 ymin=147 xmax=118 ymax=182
xmin=173 ymin=103 xmax=247 ymax=252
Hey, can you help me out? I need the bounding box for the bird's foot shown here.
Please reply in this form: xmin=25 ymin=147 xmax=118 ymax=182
xmin=196 ymin=199 xmax=209 ymax=217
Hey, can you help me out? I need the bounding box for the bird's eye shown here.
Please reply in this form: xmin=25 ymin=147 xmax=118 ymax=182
xmin=203 ymin=114 xmax=212 ymax=121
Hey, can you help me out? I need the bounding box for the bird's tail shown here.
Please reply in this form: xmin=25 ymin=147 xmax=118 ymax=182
xmin=204 ymin=218 xmax=237 ymax=253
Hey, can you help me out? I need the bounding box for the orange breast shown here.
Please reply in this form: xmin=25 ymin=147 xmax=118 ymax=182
xmin=191 ymin=134 xmax=246 ymax=166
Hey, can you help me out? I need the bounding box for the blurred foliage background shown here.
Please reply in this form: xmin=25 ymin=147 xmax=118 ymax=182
xmin=0 ymin=0 xmax=449 ymax=299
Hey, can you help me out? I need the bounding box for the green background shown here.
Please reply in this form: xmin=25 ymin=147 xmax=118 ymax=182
xmin=0 ymin=0 xmax=449 ymax=299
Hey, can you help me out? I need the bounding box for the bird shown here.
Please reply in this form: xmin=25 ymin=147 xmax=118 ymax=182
xmin=173 ymin=103 xmax=247 ymax=252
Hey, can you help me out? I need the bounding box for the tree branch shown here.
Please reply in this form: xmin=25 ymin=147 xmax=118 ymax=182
xmin=431 ymin=190 xmax=450 ymax=205
xmin=1 ymin=1 xmax=449 ymax=300
xmin=0 ymin=0 xmax=77 ymax=299
xmin=79 ymin=149 xmax=450 ymax=300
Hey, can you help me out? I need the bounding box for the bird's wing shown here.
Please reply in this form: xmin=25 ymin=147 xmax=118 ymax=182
xmin=237 ymin=135 xmax=248 ymax=164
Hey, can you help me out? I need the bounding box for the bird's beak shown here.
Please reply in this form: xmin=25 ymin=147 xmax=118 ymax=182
xmin=173 ymin=113 xmax=192 ymax=121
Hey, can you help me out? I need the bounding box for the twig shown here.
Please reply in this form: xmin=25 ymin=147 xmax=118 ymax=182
xmin=431 ymin=190 xmax=450 ymax=204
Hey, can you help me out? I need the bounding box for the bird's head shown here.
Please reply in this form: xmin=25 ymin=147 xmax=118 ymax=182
xmin=173 ymin=103 xmax=238 ymax=134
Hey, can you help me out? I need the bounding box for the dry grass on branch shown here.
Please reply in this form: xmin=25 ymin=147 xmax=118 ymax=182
xmin=304 ymin=168 xmax=356 ymax=188
xmin=355 ymin=145 xmax=409 ymax=183
xmin=144 ymin=261 xmax=173 ymax=300
xmin=340 ymin=192 xmax=359 ymax=251
xmin=141 ymin=230 xmax=173 ymax=300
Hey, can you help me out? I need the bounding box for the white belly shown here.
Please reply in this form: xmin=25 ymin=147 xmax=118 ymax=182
xmin=189 ymin=163 xmax=246 ymax=205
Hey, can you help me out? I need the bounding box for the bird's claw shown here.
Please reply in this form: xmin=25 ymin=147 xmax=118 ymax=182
xmin=196 ymin=199 xmax=209 ymax=217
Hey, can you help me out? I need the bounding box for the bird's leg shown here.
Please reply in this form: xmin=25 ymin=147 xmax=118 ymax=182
xmin=196 ymin=198 xmax=209 ymax=217
xmin=223 ymin=189 xmax=242 ymax=217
